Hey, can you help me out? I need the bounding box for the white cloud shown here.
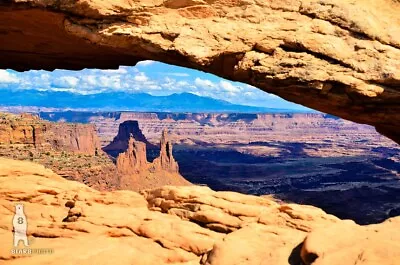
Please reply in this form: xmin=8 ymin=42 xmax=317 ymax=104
xmin=165 ymin=72 xmax=190 ymax=77
xmin=60 ymin=76 xmax=79 ymax=87
xmin=176 ymin=81 xmax=189 ymax=87
xmin=133 ymin=72 xmax=149 ymax=82
xmin=0 ymin=70 xmax=19 ymax=83
xmin=81 ymin=75 xmax=97 ymax=86
xmin=136 ymin=60 xmax=155 ymax=67
xmin=219 ymin=80 xmax=241 ymax=93
xmin=194 ymin=78 xmax=216 ymax=89
xmin=98 ymin=75 xmax=121 ymax=89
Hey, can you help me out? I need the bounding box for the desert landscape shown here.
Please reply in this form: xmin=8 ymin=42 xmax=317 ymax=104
xmin=2 ymin=157 xmax=400 ymax=265
xmin=1 ymin=0 xmax=400 ymax=264
xmin=37 ymin=111 xmax=400 ymax=224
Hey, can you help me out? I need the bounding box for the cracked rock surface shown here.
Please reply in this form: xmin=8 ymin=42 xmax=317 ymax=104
xmin=1 ymin=157 xmax=400 ymax=264
xmin=1 ymin=0 xmax=400 ymax=143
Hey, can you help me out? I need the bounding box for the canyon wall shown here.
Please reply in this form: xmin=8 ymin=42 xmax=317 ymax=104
xmin=1 ymin=0 xmax=399 ymax=143
xmin=0 ymin=113 xmax=100 ymax=155
xmin=69 ymin=111 xmax=392 ymax=148
xmin=0 ymin=112 xmax=189 ymax=191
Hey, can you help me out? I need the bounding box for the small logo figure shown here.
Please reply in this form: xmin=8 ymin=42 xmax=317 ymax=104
xmin=13 ymin=204 xmax=29 ymax=247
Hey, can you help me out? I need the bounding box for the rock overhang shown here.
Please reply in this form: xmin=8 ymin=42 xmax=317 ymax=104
xmin=1 ymin=0 xmax=399 ymax=143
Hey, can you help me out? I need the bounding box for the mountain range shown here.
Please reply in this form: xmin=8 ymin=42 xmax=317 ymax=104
xmin=0 ymin=89 xmax=310 ymax=113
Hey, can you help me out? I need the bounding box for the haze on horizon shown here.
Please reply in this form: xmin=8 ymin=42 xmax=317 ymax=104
xmin=0 ymin=61 xmax=311 ymax=112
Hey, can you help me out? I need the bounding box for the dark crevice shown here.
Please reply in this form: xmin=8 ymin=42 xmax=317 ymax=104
xmin=288 ymin=243 xmax=304 ymax=265
xmin=279 ymin=42 xmax=355 ymax=70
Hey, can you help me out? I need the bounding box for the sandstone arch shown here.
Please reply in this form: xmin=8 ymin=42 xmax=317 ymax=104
xmin=1 ymin=0 xmax=399 ymax=143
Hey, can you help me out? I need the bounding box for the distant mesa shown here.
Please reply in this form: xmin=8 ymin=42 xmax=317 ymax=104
xmin=103 ymin=120 xmax=155 ymax=156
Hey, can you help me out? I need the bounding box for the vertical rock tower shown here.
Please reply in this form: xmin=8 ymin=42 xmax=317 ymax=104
xmin=153 ymin=129 xmax=179 ymax=173
xmin=114 ymin=124 xmax=181 ymax=176
xmin=116 ymin=134 xmax=147 ymax=175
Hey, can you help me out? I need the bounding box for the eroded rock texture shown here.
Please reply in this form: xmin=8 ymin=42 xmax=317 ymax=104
xmin=0 ymin=112 xmax=101 ymax=155
xmin=1 ymin=158 xmax=400 ymax=265
xmin=114 ymin=124 xmax=190 ymax=190
xmin=152 ymin=129 xmax=180 ymax=173
xmin=1 ymin=0 xmax=400 ymax=143
xmin=117 ymin=136 xmax=148 ymax=174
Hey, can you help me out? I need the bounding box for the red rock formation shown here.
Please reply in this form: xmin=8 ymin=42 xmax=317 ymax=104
xmin=50 ymin=123 xmax=101 ymax=155
xmin=152 ymin=129 xmax=179 ymax=173
xmin=103 ymin=120 xmax=154 ymax=155
xmin=113 ymin=123 xmax=190 ymax=189
xmin=0 ymin=112 xmax=100 ymax=155
xmin=116 ymin=136 xmax=148 ymax=175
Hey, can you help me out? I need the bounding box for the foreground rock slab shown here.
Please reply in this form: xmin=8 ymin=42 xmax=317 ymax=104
xmin=1 ymin=0 xmax=400 ymax=142
xmin=0 ymin=158 xmax=400 ymax=264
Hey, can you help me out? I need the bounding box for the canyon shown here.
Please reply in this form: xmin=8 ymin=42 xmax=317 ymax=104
xmin=40 ymin=110 xmax=400 ymax=224
xmin=1 ymin=0 xmax=400 ymax=264
xmin=0 ymin=112 xmax=189 ymax=191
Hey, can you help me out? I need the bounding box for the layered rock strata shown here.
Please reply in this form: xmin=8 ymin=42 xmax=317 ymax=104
xmin=0 ymin=112 xmax=101 ymax=155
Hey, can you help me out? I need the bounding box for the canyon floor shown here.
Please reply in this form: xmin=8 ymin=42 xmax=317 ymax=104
xmin=1 ymin=157 xmax=400 ymax=265
xmin=39 ymin=111 xmax=400 ymax=225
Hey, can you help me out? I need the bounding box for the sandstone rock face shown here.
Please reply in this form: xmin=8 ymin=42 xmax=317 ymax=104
xmin=1 ymin=0 xmax=400 ymax=143
xmin=0 ymin=113 xmax=189 ymax=191
xmin=152 ymin=129 xmax=179 ymax=173
xmin=112 ymin=122 xmax=190 ymax=190
xmin=0 ymin=112 xmax=101 ymax=155
xmin=116 ymin=136 xmax=148 ymax=174
xmin=1 ymin=157 xmax=399 ymax=265
xmin=103 ymin=120 xmax=154 ymax=155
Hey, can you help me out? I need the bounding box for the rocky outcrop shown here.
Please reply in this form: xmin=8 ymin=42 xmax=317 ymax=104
xmin=103 ymin=120 xmax=154 ymax=155
xmin=116 ymin=136 xmax=148 ymax=175
xmin=113 ymin=123 xmax=190 ymax=189
xmin=1 ymin=0 xmax=400 ymax=143
xmin=0 ymin=112 xmax=120 ymax=191
xmin=1 ymin=157 xmax=399 ymax=265
xmin=152 ymin=129 xmax=179 ymax=173
xmin=110 ymin=121 xmax=180 ymax=174
xmin=0 ymin=112 xmax=101 ymax=155
xmin=0 ymin=113 xmax=189 ymax=191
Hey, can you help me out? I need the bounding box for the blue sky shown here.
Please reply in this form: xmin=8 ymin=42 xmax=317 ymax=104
xmin=0 ymin=61 xmax=309 ymax=110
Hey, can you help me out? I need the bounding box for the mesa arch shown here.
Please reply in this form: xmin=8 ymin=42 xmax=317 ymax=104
xmin=1 ymin=0 xmax=399 ymax=144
